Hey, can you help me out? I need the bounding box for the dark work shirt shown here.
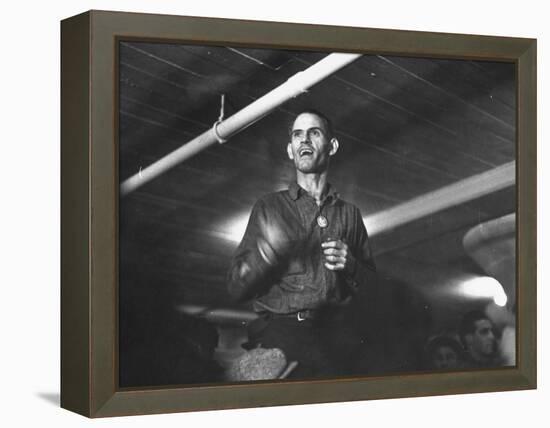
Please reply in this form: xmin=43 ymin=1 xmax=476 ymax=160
xmin=227 ymin=182 xmax=376 ymax=314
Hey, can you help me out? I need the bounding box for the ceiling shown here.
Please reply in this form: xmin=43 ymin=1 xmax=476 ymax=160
xmin=118 ymin=40 xmax=516 ymax=330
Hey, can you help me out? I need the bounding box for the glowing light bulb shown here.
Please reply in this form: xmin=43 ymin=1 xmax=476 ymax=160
xmin=458 ymin=276 xmax=508 ymax=307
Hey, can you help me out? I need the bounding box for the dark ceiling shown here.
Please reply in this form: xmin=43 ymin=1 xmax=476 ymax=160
xmin=118 ymin=41 xmax=516 ymax=330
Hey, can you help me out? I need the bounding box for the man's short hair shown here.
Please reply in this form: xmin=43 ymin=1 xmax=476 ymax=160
xmin=289 ymin=109 xmax=334 ymax=139
xmin=458 ymin=310 xmax=490 ymax=348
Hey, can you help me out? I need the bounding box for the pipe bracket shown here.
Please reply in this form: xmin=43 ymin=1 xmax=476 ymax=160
xmin=213 ymin=120 xmax=228 ymax=144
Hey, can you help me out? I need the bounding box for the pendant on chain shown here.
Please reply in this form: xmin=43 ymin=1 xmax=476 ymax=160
xmin=316 ymin=215 xmax=328 ymax=228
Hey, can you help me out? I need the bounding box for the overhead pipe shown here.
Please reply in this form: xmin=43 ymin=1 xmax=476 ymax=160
xmin=364 ymin=161 xmax=516 ymax=236
xmin=120 ymin=52 xmax=362 ymax=196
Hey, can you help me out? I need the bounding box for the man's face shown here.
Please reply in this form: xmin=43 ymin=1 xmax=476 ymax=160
xmin=287 ymin=113 xmax=337 ymax=173
xmin=469 ymin=319 xmax=496 ymax=358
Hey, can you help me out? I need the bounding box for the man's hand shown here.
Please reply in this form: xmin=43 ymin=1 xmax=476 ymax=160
xmin=322 ymin=239 xmax=353 ymax=271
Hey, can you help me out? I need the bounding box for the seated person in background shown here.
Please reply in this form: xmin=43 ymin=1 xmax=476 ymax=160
xmin=459 ymin=309 xmax=500 ymax=368
xmin=422 ymin=335 xmax=464 ymax=371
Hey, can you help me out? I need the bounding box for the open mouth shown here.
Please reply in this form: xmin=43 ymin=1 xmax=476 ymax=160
xmin=299 ymin=147 xmax=314 ymax=157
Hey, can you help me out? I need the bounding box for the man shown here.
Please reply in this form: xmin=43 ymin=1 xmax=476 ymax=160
xmin=458 ymin=310 xmax=499 ymax=368
xmin=227 ymin=109 xmax=377 ymax=378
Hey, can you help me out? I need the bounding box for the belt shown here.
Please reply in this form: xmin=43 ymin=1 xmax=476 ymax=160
xmin=269 ymin=309 xmax=318 ymax=322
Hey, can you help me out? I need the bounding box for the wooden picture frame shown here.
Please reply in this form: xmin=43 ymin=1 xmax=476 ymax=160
xmin=61 ymin=10 xmax=536 ymax=417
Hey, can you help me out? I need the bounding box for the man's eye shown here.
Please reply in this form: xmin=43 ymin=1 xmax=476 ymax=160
xmin=310 ymin=129 xmax=321 ymax=137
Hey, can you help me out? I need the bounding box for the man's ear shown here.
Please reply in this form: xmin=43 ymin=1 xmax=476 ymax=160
xmin=329 ymin=138 xmax=339 ymax=156
xmin=287 ymin=143 xmax=294 ymax=160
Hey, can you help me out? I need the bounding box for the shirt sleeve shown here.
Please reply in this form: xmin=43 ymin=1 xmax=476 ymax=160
xmin=226 ymin=199 xmax=275 ymax=302
xmin=343 ymin=205 xmax=377 ymax=291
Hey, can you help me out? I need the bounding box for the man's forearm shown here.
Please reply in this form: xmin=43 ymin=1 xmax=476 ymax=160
xmin=344 ymin=252 xmax=377 ymax=292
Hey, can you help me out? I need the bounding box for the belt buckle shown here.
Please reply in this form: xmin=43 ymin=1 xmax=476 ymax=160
xmin=297 ymin=311 xmax=306 ymax=322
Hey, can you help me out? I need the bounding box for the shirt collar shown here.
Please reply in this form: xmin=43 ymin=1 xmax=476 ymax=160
xmin=288 ymin=181 xmax=339 ymax=205
xmin=288 ymin=181 xmax=302 ymax=200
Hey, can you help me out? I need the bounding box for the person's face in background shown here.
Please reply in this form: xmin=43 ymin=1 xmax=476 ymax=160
xmin=432 ymin=345 xmax=459 ymax=369
xmin=469 ymin=319 xmax=497 ymax=358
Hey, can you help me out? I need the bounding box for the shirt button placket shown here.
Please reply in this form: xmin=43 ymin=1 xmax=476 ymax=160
xmin=318 ymin=203 xmax=331 ymax=301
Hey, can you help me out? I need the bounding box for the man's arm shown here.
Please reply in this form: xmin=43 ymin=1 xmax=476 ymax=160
xmin=227 ymin=198 xmax=298 ymax=301
xmin=347 ymin=205 xmax=377 ymax=289
xmin=227 ymin=200 xmax=274 ymax=301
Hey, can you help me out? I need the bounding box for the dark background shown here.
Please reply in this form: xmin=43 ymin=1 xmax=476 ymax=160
xmin=117 ymin=41 xmax=516 ymax=386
